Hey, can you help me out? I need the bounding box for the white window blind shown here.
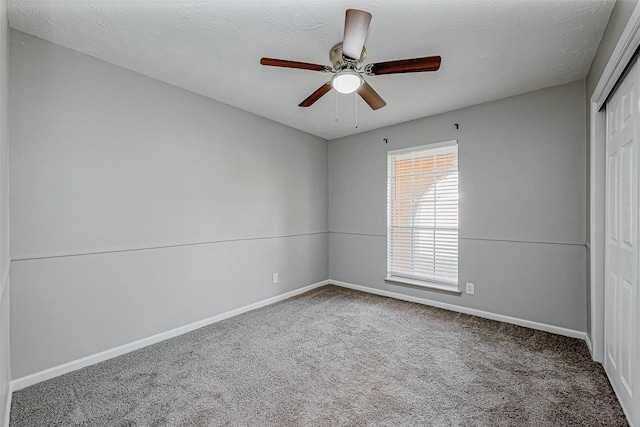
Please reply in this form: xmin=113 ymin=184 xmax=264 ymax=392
xmin=387 ymin=141 xmax=458 ymax=286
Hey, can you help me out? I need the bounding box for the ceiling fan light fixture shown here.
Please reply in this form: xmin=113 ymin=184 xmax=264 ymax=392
xmin=331 ymin=70 xmax=363 ymax=94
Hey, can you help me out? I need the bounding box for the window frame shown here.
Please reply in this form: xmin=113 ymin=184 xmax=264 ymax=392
xmin=385 ymin=140 xmax=460 ymax=294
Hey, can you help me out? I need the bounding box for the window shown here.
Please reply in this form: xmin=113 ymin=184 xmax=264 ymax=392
xmin=386 ymin=141 xmax=459 ymax=292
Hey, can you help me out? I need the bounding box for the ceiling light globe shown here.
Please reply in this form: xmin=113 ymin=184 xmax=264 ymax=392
xmin=331 ymin=71 xmax=363 ymax=94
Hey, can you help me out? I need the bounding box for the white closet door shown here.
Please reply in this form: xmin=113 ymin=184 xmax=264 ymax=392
xmin=605 ymin=59 xmax=640 ymax=426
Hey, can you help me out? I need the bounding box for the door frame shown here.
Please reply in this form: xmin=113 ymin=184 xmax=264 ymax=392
xmin=590 ymin=2 xmax=640 ymax=365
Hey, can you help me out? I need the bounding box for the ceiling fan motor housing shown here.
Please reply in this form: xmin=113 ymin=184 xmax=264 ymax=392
xmin=330 ymin=43 xmax=366 ymax=71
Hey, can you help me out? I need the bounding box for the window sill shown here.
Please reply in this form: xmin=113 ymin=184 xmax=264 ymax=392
xmin=384 ymin=276 xmax=461 ymax=295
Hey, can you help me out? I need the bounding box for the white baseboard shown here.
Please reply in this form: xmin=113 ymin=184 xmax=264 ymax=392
xmin=1 ymin=269 xmax=9 ymax=427
xmin=585 ymin=333 xmax=594 ymax=359
xmin=10 ymin=280 xmax=329 ymax=391
xmin=9 ymin=278 xmax=589 ymax=393
xmin=3 ymin=382 xmax=12 ymax=427
xmin=330 ymin=280 xmax=587 ymax=341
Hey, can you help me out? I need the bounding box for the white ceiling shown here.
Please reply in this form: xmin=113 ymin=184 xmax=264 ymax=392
xmin=7 ymin=0 xmax=614 ymax=140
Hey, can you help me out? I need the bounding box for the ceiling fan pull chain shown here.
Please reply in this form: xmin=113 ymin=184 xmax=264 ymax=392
xmin=335 ymin=90 xmax=339 ymax=122
xmin=355 ymin=91 xmax=358 ymax=128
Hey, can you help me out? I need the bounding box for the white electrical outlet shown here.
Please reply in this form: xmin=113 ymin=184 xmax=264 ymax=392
xmin=466 ymin=282 xmax=475 ymax=295
xmin=272 ymin=273 xmax=279 ymax=284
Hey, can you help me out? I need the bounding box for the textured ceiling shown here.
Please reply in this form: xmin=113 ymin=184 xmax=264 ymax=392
xmin=8 ymin=0 xmax=614 ymax=140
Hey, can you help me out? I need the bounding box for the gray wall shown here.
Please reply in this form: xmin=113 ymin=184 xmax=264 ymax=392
xmin=585 ymin=0 xmax=638 ymax=340
xmin=0 ymin=0 xmax=10 ymax=421
xmin=9 ymin=30 xmax=328 ymax=379
xmin=329 ymin=80 xmax=587 ymax=332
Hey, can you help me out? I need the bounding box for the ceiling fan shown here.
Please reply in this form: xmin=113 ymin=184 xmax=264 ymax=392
xmin=260 ymin=9 xmax=441 ymax=110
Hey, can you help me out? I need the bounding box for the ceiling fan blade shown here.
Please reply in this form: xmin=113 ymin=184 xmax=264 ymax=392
xmin=357 ymin=81 xmax=386 ymax=110
xmin=299 ymin=82 xmax=332 ymax=107
xmin=368 ymin=56 xmax=441 ymax=75
xmin=343 ymin=9 xmax=372 ymax=60
xmin=260 ymin=58 xmax=330 ymax=72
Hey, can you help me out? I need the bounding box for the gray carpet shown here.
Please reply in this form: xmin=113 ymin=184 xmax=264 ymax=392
xmin=11 ymin=285 xmax=627 ymax=426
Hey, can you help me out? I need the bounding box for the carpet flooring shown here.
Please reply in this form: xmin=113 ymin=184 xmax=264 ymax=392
xmin=10 ymin=285 xmax=628 ymax=426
